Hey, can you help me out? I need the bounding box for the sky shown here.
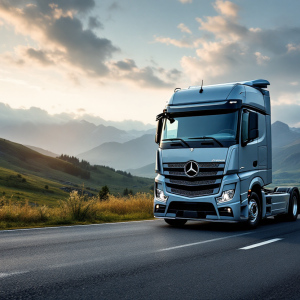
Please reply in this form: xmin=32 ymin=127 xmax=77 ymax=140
xmin=0 ymin=0 xmax=300 ymax=127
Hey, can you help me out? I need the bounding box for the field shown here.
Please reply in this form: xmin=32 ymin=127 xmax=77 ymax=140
xmin=0 ymin=192 xmax=154 ymax=230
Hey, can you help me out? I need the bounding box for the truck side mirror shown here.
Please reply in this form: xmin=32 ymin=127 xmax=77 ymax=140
xmin=248 ymin=112 xmax=259 ymax=140
xmin=155 ymin=119 xmax=163 ymax=144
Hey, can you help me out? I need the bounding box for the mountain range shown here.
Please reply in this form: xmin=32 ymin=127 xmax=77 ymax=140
xmin=77 ymin=134 xmax=157 ymax=170
xmin=1 ymin=116 xmax=300 ymax=183
xmin=0 ymin=120 xmax=155 ymax=156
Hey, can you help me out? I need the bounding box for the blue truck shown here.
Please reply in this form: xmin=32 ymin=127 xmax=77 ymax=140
xmin=154 ymin=79 xmax=299 ymax=228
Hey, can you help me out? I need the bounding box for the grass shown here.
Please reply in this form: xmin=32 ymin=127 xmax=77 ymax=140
xmin=0 ymin=192 xmax=154 ymax=230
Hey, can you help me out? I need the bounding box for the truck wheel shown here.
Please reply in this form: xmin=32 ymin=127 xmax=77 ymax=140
xmin=287 ymin=190 xmax=298 ymax=221
xmin=164 ymin=219 xmax=187 ymax=227
xmin=247 ymin=192 xmax=261 ymax=229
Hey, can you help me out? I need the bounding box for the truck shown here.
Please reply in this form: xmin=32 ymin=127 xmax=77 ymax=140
xmin=154 ymin=79 xmax=299 ymax=228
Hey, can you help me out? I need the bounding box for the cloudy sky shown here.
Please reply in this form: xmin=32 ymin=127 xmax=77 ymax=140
xmin=0 ymin=0 xmax=300 ymax=127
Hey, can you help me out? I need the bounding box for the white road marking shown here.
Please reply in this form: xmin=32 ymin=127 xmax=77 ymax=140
xmin=0 ymin=219 xmax=156 ymax=233
xmin=157 ymin=232 xmax=253 ymax=252
xmin=239 ymin=238 xmax=283 ymax=250
xmin=0 ymin=271 xmax=29 ymax=279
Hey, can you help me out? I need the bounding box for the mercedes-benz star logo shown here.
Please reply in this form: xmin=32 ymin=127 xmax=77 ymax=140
xmin=184 ymin=161 xmax=199 ymax=178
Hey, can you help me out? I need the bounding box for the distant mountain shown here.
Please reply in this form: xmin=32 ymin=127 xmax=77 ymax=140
xmin=290 ymin=127 xmax=300 ymax=133
xmin=25 ymin=145 xmax=58 ymax=158
xmin=127 ymin=128 xmax=156 ymax=137
xmin=0 ymin=120 xmax=145 ymax=155
xmin=77 ymin=134 xmax=157 ymax=170
xmin=271 ymin=121 xmax=300 ymax=148
xmin=127 ymin=163 xmax=156 ymax=178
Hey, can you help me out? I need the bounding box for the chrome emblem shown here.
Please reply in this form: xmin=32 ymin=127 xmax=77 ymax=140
xmin=184 ymin=161 xmax=199 ymax=178
xmin=190 ymin=148 xmax=194 ymax=152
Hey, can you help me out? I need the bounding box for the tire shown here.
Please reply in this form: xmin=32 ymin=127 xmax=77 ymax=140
xmin=247 ymin=192 xmax=261 ymax=229
xmin=164 ymin=219 xmax=187 ymax=227
xmin=287 ymin=190 xmax=298 ymax=221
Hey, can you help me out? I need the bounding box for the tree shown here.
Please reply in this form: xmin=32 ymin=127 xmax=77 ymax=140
xmin=128 ymin=189 xmax=134 ymax=196
xmin=45 ymin=185 xmax=49 ymax=189
xmin=123 ymin=188 xmax=129 ymax=196
xmin=99 ymin=185 xmax=110 ymax=201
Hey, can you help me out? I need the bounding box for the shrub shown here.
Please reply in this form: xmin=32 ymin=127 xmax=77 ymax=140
xmin=22 ymin=178 xmax=26 ymax=183
xmin=99 ymin=185 xmax=110 ymax=201
xmin=45 ymin=185 xmax=49 ymax=189
xmin=60 ymin=191 xmax=96 ymax=221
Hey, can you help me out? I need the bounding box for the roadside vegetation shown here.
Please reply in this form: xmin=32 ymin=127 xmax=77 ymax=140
xmin=0 ymin=191 xmax=153 ymax=230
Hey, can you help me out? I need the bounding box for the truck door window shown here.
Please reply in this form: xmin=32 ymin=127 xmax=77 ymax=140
xmin=241 ymin=111 xmax=259 ymax=145
xmin=241 ymin=111 xmax=249 ymax=144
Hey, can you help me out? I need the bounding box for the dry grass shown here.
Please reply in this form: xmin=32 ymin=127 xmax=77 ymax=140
xmin=0 ymin=192 xmax=154 ymax=229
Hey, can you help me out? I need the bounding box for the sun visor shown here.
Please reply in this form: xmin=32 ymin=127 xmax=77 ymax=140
xmin=172 ymin=84 xmax=235 ymax=106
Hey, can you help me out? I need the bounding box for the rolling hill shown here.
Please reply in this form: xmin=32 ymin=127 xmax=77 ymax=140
xmin=25 ymin=145 xmax=58 ymax=158
xmin=0 ymin=139 xmax=153 ymax=206
xmin=127 ymin=163 xmax=155 ymax=178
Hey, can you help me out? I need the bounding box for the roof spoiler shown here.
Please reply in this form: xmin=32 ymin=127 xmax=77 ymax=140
xmin=238 ymin=79 xmax=270 ymax=89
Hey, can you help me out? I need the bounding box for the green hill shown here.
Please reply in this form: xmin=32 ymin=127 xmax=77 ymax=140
xmin=127 ymin=163 xmax=155 ymax=178
xmin=0 ymin=139 xmax=153 ymax=206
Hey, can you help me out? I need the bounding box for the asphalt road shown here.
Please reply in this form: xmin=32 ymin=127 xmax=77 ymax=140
xmin=1 ymin=218 xmax=300 ymax=300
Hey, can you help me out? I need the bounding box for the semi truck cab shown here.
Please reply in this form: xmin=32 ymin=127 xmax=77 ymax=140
xmin=154 ymin=79 xmax=299 ymax=228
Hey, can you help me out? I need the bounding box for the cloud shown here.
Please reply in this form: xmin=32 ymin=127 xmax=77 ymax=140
xmin=272 ymin=104 xmax=300 ymax=127
xmin=178 ymin=0 xmax=192 ymax=3
xmin=113 ymin=59 xmax=137 ymax=71
xmin=88 ymin=16 xmax=103 ymax=30
xmin=0 ymin=1 xmax=118 ymax=77
xmin=0 ymin=0 xmax=175 ymax=89
xmin=126 ymin=66 xmax=174 ymax=89
xmin=213 ymin=0 xmax=239 ymax=18
xmin=196 ymin=16 xmax=247 ymax=41
xmin=177 ymin=23 xmax=192 ymax=34
xmin=168 ymin=0 xmax=300 ymax=111
xmin=254 ymin=52 xmax=270 ymax=65
xmin=77 ymin=108 xmax=85 ymax=113
xmin=155 ymin=36 xmax=194 ymax=48
xmin=26 ymin=48 xmax=54 ymax=66
xmin=107 ymin=2 xmax=121 ymax=11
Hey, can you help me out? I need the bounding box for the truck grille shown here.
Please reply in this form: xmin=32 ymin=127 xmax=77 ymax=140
xmin=163 ymin=162 xmax=224 ymax=198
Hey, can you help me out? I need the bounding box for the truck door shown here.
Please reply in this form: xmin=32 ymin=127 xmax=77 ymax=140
xmin=239 ymin=110 xmax=258 ymax=173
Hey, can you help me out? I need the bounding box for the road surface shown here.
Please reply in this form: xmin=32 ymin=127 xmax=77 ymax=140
xmin=1 ymin=218 xmax=300 ymax=299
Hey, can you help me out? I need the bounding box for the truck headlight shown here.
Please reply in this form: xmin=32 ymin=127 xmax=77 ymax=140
xmin=156 ymin=189 xmax=168 ymax=202
xmin=216 ymin=189 xmax=235 ymax=204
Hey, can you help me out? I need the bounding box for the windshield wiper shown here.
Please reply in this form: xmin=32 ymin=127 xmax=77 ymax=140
xmin=162 ymin=138 xmax=191 ymax=148
xmin=188 ymin=136 xmax=223 ymax=147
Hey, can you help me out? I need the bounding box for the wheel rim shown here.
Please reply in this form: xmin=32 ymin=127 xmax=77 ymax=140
xmin=249 ymin=199 xmax=259 ymax=223
xmin=293 ymin=195 xmax=298 ymax=217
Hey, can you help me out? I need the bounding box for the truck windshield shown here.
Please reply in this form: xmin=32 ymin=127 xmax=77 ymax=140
xmin=161 ymin=111 xmax=239 ymax=148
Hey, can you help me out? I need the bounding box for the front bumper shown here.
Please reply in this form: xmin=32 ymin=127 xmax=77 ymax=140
xmin=154 ymin=174 xmax=247 ymax=222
